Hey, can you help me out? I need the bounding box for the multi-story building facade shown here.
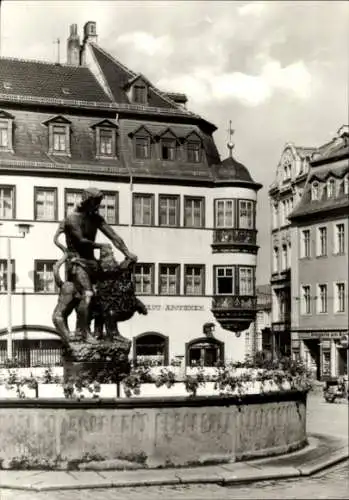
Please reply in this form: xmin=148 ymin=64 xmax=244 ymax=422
xmin=289 ymin=127 xmax=349 ymax=380
xmin=244 ymin=284 xmax=272 ymax=360
xmin=0 ymin=21 xmax=262 ymax=368
xmin=268 ymin=130 xmax=345 ymax=359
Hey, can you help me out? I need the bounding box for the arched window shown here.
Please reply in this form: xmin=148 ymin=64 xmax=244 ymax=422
xmin=133 ymin=332 xmax=169 ymax=365
xmin=186 ymin=337 xmax=224 ymax=367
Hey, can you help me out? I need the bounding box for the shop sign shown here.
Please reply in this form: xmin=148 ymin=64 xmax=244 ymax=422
xmin=298 ymin=331 xmax=343 ymax=340
xmin=144 ymin=304 xmax=205 ymax=312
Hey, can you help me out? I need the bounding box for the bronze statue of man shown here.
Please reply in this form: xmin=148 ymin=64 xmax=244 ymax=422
xmin=53 ymin=187 xmax=137 ymax=343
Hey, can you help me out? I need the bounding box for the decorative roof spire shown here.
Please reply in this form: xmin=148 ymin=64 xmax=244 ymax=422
xmin=227 ymin=120 xmax=235 ymax=158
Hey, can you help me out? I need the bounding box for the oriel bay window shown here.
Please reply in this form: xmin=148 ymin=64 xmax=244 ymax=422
xmin=0 ymin=185 xmax=15 ymax=219
xmin=184 ymin=265 xmax=205 ymax=296
xmin=159 ymin=264 xmax=180 ymax=295
xmin=184 ymin=196 xmax=205 ymax=227
xmin=215 ymin=199 xmax=234 ymax=228
xmin=239 ymin=267 xmax=254 ymax=295
xmin=135 ymin=263 xmax=154 ymax=295
xmin=215 ymin=266 xmax=234 ymax=295
xmin=159 ymin=195 xmax=180 ymax=227
xmin=99 ymin=191 xmax=118 ymax=224
xmin=65 ymin=189 xmax=83 ymax=216
xmin=238 ymin=200 xmax=254 ymax=229
xmin=34 ymin=187 xmax=57 ymax=221
xmin=34 ymin=260 xmax=57 ymax=293
xmin=133 ymin=193 xmax=154 ymax=225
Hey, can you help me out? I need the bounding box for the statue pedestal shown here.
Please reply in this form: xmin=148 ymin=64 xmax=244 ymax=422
xmin=63 ymin=336 xmax=132 ymax=385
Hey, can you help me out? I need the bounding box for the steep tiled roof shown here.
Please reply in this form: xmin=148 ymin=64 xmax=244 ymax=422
xmin=0 ymin=57 xmax=112 ymax=103
xmin=90 ymin=44 xmax=182 ymax=111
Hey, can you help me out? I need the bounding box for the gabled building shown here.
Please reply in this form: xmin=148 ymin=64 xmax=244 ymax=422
xmin=289 ymin=126 xmax=349 ymax=379
xmin=0 ymin=21 xmax=262 ymax=368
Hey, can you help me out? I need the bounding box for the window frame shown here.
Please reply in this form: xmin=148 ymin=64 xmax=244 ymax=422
xmin=34 ymin=259 xmax=58 ymax=294
xmin=238 ymin=266 xmax=255 ymax=296
xmin=327 ymin=178 xmax=335 ymax=198
xmin=311 ymin=181 xmax=319 ymax=201
xmin=0 ymin=259 xmax=16 ymax=292
xmin=98 ymin=190 xmax=119 ymax=225
xmin=0 ymin=184 xmax=16 ymax=219
xmin=334 ymin=223 xmax=345 ymax=255
xmin=133 ymin=332 xmax=169 ymax=366
xmin=0 ymin=116 xmax=14 ymax=153
xmin=301 ymin=228 xmax=311 ymax=258
xmin=186 ymin=139 xmax=201 ymax=163
xmin=301 ymin=284 xmax=311 ymax=315
xmin=47 ymin=120 xmax=71 ymax=156
xmin=158 ymin=263 xmax=180 ymax=296
xmin=134 ymin=135 xmax=151 ymax=160
xmin=184 ymin=264 xmax=205 ymax=296
xmin=64 ymin=188 xmax=83 ymax=217
xmin=214 ymin=265 xmax=235 ymax=295
xmin=34 ymin=187 xmax=58 ymax=221
xmin=183 ymin=195 xmax=205 ymax=228
xmin=214 ymin=199 xmax=235 ymax=228
xmin=238 ymin=199 xmax=255 ymax=229
xmin=134 ymin=263 xmax=155 ymax=295
xmin=96 ymin=127 xmax=116 ymax=159
xmin=317 ymin=226 xmax=327 ymax=257
xmin=160 ymin=137 xmax=177 ymax=161
xmin=273 ymin=246 xmax=279 ymax=273
xmin=158 ymin=194 xmax=180 ymax=227
xmin=334 ymin=282 xmax=346 ymax=313
xmin=344 ymin=174 xmax=349 ymax=195
xmin=132 ymin=193 xmax=155 ymax=226
xmin=317 ymin=283 xmax=328 ymax=314
xmin=133 ymin=84 xmax=148 ymax=104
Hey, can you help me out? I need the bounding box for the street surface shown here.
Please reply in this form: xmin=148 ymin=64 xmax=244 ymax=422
xmin=0 ymin=392 xmax=347 ymax=500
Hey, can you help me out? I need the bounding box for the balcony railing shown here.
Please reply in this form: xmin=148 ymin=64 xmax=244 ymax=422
xmin=211 ymin=294 xmax=257 ymax=333
xmin=212 ymin=229 xmax=258 ymax=253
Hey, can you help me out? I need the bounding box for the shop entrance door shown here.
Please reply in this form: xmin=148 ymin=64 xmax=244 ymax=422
xmin=337 ymin=348 xmax=347 ymax=376
xmin=304 ymin=339 xmax=321 ymax=380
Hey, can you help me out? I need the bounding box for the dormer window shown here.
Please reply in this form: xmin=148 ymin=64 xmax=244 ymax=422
xmin=133 ymin=84 xmax=147 ymax=104
xmin=158 ymin=129 xmax=178 ymax=161
xmin=327 ymin=178 xmax=335 ymax=198
xmin=185 ymin=132 xmax=202 ymax=163
xmin=44 ymin=116 xmax=71 ymax=156
xmin=91 ymin=120 xmax=118 ymax=159
xmin=0 ymin=111 xmax=14 ymax=153
xmin=311 ymin=181 xmax=319 ymax=201
xmin=130 ymin=125 xmax=153 ymax=160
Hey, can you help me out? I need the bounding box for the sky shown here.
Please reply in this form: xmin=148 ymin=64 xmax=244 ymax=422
xmin=0 ymin=0 xmax=348 ymax=285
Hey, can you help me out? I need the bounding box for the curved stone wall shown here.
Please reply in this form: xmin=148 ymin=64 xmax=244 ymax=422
xmin=0 ymin=390 xmax=307 ymax=469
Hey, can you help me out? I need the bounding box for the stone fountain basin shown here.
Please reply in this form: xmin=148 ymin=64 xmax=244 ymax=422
xmin=0 ymin=389 xmax=307 ymax=470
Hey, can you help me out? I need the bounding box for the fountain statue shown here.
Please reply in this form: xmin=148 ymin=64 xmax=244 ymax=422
xmin=52 ymin=187 xmax=147 ymax=383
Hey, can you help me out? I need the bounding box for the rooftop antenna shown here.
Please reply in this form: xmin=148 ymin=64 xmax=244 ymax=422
xmin=227 ymin=120 xmax=235 ymax=158
xmin=54 ymin=37 xmax=61 ymax=64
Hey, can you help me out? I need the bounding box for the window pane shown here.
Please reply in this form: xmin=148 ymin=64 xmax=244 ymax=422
xmin=135 ymin=264 xmax=153 ymax=295
xmin=0 ymin=187 xmax=14 ymax=218
xmin=159 ymin=265 xmax=179 ymax=295
xmin=99 ymin=129 xmax=113 ymax=155
xmin=134 ymin=195 xmax=153 ymax=225
xmin=215 ymin=199 xmax=234 ymax=227
xmin=159 ymin=196 xmax=178 ymax=226
xmin=66 ymin=191 xmax=82 ymax=215
xmin=99 ymin=193 xmax=117 ymax=224
xmin=36 ymin=189 xmax=55 ymax=221
xmin=53 ymin=125 xmax=67 ymax=152
xmin=161 ymin=139 xmax=176 ymax=160
xmin=35 ymin=261 xmax=56 ymax=292
xmin=0 ymin=122 xmax=8 ymax=148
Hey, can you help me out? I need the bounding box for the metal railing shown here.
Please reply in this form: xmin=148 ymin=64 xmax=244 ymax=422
xmin=0 ymin=346 xmax=63 ymax=368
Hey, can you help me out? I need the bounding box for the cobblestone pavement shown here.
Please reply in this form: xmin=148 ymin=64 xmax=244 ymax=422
xmin=0 ymin=393 xmax=347 ymax=500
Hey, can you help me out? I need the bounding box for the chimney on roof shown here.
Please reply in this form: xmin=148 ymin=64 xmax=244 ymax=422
xmin=80 ymin=21 xmax=97 ymax=65
xmin=67 ymin=24 xmax=81 ymax=66
xmin=83 ymin=21 xmax=97 ymax=44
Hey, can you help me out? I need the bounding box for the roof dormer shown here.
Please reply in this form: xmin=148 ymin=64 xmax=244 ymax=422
xmin=43 ymin=115 xmax=72 ymax=156
xmin=0 ymin=110 xmax=15 ymax=153
xmin=125 ymin=74 xmax=150 ymax=105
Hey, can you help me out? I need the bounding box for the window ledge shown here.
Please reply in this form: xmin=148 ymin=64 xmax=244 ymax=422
xmin=333 ymin=252 xmax=346 ymax=256
xmin=315 ymin=255 xmax=328 ymax=259
xmin=334 ymin=311 xmax=346 ymax=315
xmin=96 ymin=155 xmax=117 ymax=160
xmin=299 ymin=257 xmax=312 ymax=261
xmin=0 ymin=147 xmax=14 ymax=154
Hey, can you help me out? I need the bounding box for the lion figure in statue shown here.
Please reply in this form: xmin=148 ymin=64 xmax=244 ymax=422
xmin=52 ymin=244 xmax=147 ymax=344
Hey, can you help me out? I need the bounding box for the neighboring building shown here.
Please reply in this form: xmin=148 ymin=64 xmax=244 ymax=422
xmin=244 ymin=284 xmax=272 ymax=359
xmin=268 ymin=134 xmax=340 ymax=358
xmin=289 ymin=126 xmax=349 ymax=380
xmin=0 ymin=21 xmax=262 ymax=367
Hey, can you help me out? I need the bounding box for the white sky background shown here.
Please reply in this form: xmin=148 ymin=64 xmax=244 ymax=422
xmin=1 ymin=0 xmax=348 ymax=284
